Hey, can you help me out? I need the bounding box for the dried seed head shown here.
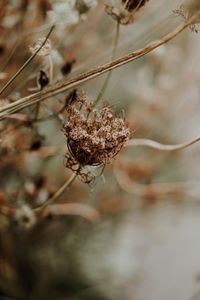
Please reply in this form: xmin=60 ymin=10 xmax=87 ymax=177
xmin=105 ymin=0 xmax=149 ymax=25
xmin=29 ymin=38 xmax=52 ymax=56
xmin=63 ymin=91 xmax=130 ymax=182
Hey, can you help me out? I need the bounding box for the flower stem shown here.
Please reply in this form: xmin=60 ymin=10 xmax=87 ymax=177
xmin=94 ymin=21 xmax=120 ymax=107
xmin=0 ymin=25 xmax=55 ymax=96
xmin=35 ymin=172 xmax=77 ymax=212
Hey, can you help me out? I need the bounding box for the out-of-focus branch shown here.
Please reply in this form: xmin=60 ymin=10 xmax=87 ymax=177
xmin=45 ymin=203 xmax=100 ymax=222
xmin=35 ymin=172 xmax=78 ymax=212
xmin=0 ymin=17 xmax=196 ymax=120
xmin=114 ymin=166 xmax=200 ymax=199
xmin=0 ymin=173 xmax=77 ymax=217
xmin=126 ymin=136 xmax=200 ymax=151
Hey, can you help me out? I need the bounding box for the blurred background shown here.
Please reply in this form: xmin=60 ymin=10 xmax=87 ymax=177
xmin=1 ymin=0 xmax=200 ymax=299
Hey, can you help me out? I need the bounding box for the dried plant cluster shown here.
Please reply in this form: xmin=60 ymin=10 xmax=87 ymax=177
xmin=64 ymin=90 xmax=130 ymax=182
xmin=0 ymin=0 xmax=200 ymax=299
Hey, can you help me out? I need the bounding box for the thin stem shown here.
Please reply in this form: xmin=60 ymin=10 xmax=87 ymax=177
xmin=94 ymin=21 xmax=120 ymax=107
xmin=114 ymin=166 xmax=200 ymax=198
xmin=0 ymin=23 xmax=54 ymax=73
xmin=0 ymin=172 xmax=77 ymax=216
xmin=0 ymin=17 xmax=195 ymax=119
xmin=0 ymin=25 xmax=55 ymax=96
xmin=48 ymin=55 xmax=53 ymax=84
xmin=126 ymin=136 xmax=200 ymax=151
xmin=35 ymin=172 xmax=77 ymax=212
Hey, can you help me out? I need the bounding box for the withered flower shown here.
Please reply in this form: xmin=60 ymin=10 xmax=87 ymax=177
xmin=63 ymin=91 xmax=130 ymax=182
xmin=174 ymin=1 xmax=200 ymax=33
xmin=105 ymin=0 xmax=149 ymax=25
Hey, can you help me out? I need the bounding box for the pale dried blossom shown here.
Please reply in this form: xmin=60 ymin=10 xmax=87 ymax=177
xmin=47 ymin=1 xmax=79 ymax=26
xmin=29 ymin=38 xmax=52 ymax=56
xmin=63 ymin=91 xmax=130 ymax=182
xmin=105 ymin=0 xmax=149 ymax=25
xmin=47 ymin=0 xmax=97 ymax=26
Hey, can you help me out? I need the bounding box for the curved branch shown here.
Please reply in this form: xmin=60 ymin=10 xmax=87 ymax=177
xmin=114 ymin=166 xmax=200 ymax=198
xmin=0 ymin=17 xmax=195 ymax=120
xmin=126 ymin=136 xmax=200 ymax=151
xmin=0 ymin=25 xmax=55 ymax=96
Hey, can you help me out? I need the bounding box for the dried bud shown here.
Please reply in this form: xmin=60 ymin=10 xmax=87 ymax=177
xmin=37 ymin=70 xmax=49 ymax=89
xmin=63 ymin=91 xmax=130 ymax=182
xmin=29 ymin=37 xmax=52 ymax=56
xmin=61 ymin=58 xmax=76 ymax=76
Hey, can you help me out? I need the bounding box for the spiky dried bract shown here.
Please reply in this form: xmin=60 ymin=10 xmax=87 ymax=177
xmin=105 ymin=0 xmax=149 ymax=25
xmin=63 ymin=92 xmax=130 ymax=182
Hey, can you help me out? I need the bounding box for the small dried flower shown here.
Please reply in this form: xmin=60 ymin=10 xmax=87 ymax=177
xmin=29 ymin=38 xmax=52 ymax=56
xmin=63 ymin=91 xmax=130 ymax=182
xmin=174 ymin=1 xmax=200 ymax=33
xmin=105 ymin=0 xmax=149 ymax=25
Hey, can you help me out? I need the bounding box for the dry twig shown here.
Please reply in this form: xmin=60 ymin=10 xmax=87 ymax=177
xmin=126 ymin=136 xmax=200 ymax=151
xmin=0 ymin=17 xmax=195 ymax=120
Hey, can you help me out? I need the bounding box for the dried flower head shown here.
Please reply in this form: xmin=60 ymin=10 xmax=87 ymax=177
xmin=174 ymin=1 xmax=200 ymax=33
xmin=63 ymin=91 xmax=130 ymax=182
xmin=29 ymin=37 xmax=52 ymax=56
xmin=105 ymin=0 xmax=149 ymax=25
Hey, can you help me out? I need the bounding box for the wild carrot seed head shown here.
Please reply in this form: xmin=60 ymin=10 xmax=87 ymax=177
xmin=63 ymin=91 xmax=130 ymax=181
